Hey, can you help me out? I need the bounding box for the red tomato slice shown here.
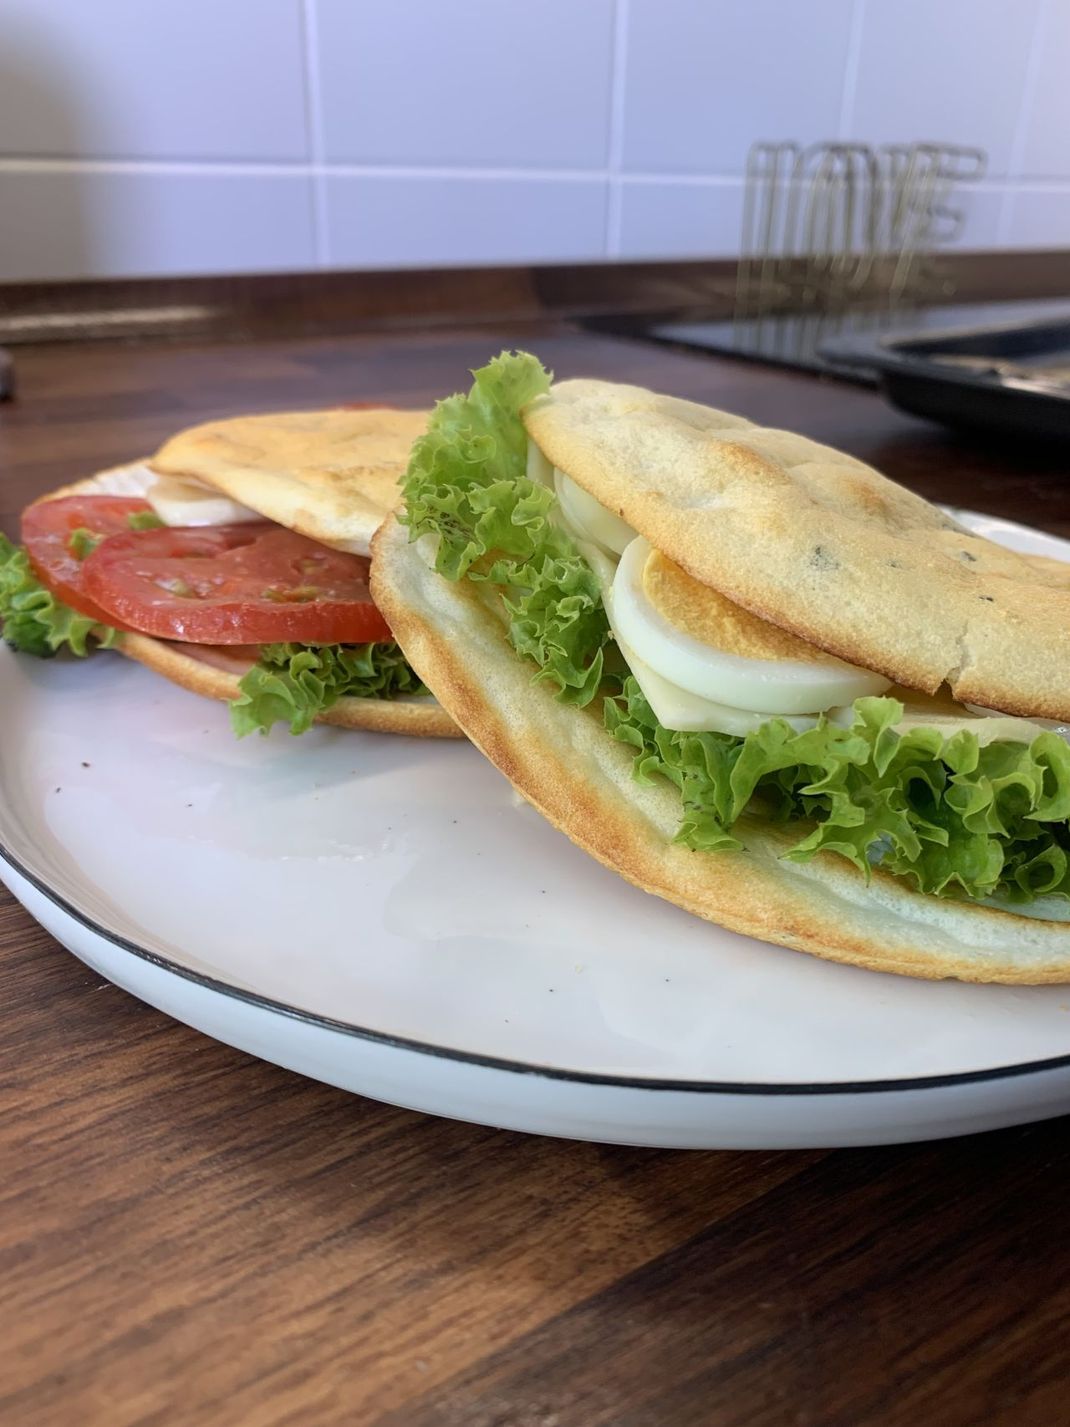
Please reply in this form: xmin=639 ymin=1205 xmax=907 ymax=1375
xmin=81 ymin=523 xmax=392 ymax=645
xmin=21 ymin=495 xmax=156 ymax=625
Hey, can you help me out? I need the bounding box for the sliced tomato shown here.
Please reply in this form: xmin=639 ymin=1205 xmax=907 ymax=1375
xmin=81 ymin=523 xmax=392 ymax=645
xmin=21 ymin=495 xmax=156 ymax=625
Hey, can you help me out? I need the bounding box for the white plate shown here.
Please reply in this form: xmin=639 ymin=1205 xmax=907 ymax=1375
xmin=5 ymin=508 xmax=1070 ymax=1149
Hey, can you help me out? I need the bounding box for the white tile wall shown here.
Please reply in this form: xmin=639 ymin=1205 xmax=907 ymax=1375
xmin=0 ymin=0 xmax=1066 ymax=281
xmin=950 ymin=187 xmax=1008 ymax=251
xmin=846 ymin=0 xmax=1041 ymax=177
xmin=0 ymin=0 xmax=309 ymax=161
xmin=1015 ymin=0 xmax=1070 ymax=179
xmin=618 ymin=180 xmax=745 ymax=260
xmin=314 ymin=0 xmax=615 ymax=168
xmin=325 ymin=175 xmax=607 ymax=269
xmin=1005 ymin=188 xmax=1070 ymax=249
xmin=0 ymin=168 xmax=316 ymax=279
xmin=621 ymin=0 xmax=854 ymax=174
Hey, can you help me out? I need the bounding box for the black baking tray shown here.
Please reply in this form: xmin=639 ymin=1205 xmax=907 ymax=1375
xmin=821 ymin=311 xmax=1070 ymax=440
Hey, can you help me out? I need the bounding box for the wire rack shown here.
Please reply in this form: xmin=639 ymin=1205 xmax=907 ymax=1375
xmin=736 ymin=141 xmax=986 ymax=324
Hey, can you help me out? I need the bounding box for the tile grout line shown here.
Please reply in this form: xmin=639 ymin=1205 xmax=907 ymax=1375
xmin=836 ymin=0 xmax=865 ymax=140
xmin=604 ymin=0 xmax=630 ymax=258
xmin=0 ymin=157 xmax=706 ymax=183
xmin=999 ymin=0 xmax=1049 ymax=244
xmin=0 ymin=158 xmax=614 ymax=179
xmin=299 ymin=0 xmax=331 ymax=268
xmin=1 ymin=158 xmax=1066 ymax=194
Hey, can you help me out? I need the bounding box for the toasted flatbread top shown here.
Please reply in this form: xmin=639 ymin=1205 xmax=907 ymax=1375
xmin=524 ymin=380 xmax=1070 ymax=721
xmin=151 ymin=407 xmax=428 ymax=558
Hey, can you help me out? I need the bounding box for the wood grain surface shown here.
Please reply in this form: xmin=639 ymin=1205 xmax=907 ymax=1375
xmin=3 ymin=248 xmax=1068 ymax=346
xmin=3 ymin=325 xmax=1070 ymax=1427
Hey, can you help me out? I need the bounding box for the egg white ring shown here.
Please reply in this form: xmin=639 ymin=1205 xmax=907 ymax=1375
xmin=554 ymin=468 xmax=636 ymax=557
xmin=611 ymin=536 xmax=890 ymax=716
xmin=527 ymin=439 xmax=554 ymax=487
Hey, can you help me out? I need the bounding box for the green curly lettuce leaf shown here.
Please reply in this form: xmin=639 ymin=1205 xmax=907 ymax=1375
xmin=605 ymin=681 xmax=1070 ymax=903
xmin=230 ymin=640 xmax=428 ymax=737
xmin=402 ymin=350 xmax=612 ymax=705
xmin=0 ymin=533 xmax=117 ymax=657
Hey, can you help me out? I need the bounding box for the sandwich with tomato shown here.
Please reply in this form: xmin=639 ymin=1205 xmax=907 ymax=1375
xmin=0 ymin=407 xmax=458 ymax=738
xmin=371 ymin=351 xmax=1070 ymax=982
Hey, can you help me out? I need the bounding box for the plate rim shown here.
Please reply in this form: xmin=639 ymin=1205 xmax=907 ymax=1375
xmin=6 ymin=833 xmax=1070 ymax=1098
xmin=6 ymin=502 xmax=1070 ymax=1101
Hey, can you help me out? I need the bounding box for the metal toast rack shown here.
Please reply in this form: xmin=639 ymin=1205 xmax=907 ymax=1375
xmin=734 ymin=141 xmax=987 ymax=359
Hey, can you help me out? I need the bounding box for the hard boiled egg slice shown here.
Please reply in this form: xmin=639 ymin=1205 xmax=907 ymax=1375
xmin=554 ymin=468 xmax=635 ymax=557
xmin=146 ymin=473 xmax=262 ymax=527
xmin=609 ymin=615 xmax=818 ymax=735
xmin=611 ymin=537 xmax=890 ymax=716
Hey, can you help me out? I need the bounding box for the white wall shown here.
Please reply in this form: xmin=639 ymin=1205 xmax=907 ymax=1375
xmin=0 ymin=0 xmax=1066 ymax=282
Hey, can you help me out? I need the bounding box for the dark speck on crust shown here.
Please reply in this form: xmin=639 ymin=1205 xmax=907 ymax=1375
xmin=979 ymin=595 xmax=995 ymax=602
xmin=809 ymin=545 xmax=839 ymax=572
xmin=959 ymin=549 xmax=977 ymax=562
xmin=888 ymin=560 xmax=903 ymax=569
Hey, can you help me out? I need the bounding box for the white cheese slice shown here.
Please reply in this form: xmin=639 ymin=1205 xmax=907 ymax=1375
xmin=146 ymin=473 xmax=262 ymax=528
xmin=830 ymin=701 xmax=1066 ymax=747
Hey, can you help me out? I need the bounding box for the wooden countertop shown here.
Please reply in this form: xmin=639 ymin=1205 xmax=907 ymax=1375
xmin=4 ymin=325 xmax=1070 ymax=1427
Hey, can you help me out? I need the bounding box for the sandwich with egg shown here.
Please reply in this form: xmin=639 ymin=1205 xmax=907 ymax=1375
xmin=0 ymin=407 xmax=458 ymax=738
xmin=371 ymin=351 xmax=1070 ymax=981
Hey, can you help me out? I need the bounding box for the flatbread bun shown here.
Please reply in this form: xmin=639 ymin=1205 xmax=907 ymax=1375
xmin=524 ymin=380 xmax=1070 ymax=721
xmin=120 ymin=632 xmax=458 ymax=738
xmin=31 ymin=460 xmax=459 ymax=739
xmin=371 ymin=513 xmax=1070 ymax=983
xmin=151 ymin=407 xmax=429 ymax=557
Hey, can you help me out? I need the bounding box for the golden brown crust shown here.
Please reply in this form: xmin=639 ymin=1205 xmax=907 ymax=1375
xmin=524 ymin=380 xmax=1070 ymax=721
xmin=151 ymin=407 xmax=429 ymax=557
xmin=371 ymin=514 xmax=1070 ymax=983
xmin=119 ymin=633 xmax=461 ymax=738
